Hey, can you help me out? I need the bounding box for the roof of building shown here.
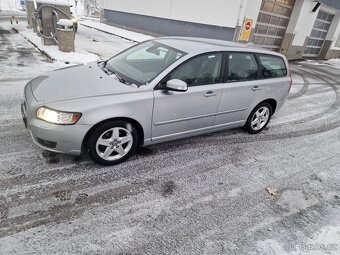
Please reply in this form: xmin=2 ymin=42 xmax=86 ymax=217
xmin=319 ymin=0 xmax=340 ymax=10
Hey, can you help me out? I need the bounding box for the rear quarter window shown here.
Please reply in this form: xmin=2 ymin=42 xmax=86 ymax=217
xmin=258 ymin=54 xmax=287 ymax=78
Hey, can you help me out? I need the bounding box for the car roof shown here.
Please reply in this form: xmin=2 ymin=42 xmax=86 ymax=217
xmin=153 ymin=37 xmax=285 ymax=57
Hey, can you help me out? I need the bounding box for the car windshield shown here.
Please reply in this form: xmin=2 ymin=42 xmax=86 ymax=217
xmin=105 ymin=41 xmax=185 ymax=87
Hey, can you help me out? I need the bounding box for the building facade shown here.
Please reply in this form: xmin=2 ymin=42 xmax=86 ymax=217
xmin=100 ymin=0 xmax=340 ymax=59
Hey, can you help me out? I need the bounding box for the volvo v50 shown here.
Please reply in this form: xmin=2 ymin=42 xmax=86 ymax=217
xmin=21 ymin=37 xmax=291 ymax=165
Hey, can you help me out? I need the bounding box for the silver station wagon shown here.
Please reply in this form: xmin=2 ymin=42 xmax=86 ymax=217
xmin=21 ymin=37 xmax=292 ymax=165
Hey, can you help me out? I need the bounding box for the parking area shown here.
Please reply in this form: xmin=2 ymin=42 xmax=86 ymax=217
xmin=1 ymin=21 xmax=340 ymax=255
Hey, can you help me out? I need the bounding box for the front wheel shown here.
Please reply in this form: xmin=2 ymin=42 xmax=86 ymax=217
xmin=87 ymin=121 xmax=139 ymax=165
xmin=245 ymin=103 xmax=273 ymax=134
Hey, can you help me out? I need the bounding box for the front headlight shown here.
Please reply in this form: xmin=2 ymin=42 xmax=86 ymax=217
xmin=37 ymin=107 xmax=82 ymax=125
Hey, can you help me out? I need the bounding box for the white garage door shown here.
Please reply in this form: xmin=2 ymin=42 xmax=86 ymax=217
xmin=303 ymin=10 xmax=334 ymax=57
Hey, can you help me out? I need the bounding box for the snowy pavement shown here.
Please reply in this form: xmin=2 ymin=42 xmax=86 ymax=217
xmin=80 ymin=19 xmax=154 ymax=43
xmin=17 ymin=26 xmax=100 ymax=64
xmin=75 ymin=22 xmax=134 ymax=60
xmin=1 ymin=18 xmax=340 ymax=255
xmin=8 ymin=16 xmax=137 ymax=64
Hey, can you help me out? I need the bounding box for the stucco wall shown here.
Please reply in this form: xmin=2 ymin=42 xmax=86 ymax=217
xmin=102 ymin=0 xmax=262 ymax=29
xmin=290 ymin=0 xmax=318 ymax=46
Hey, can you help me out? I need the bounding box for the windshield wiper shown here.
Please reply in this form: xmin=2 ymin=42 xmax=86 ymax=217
xmin=99 ymin=61 xmax=115 ymax=77
xmin=98 ymin=61 xmax=109 ymax=74
xmin=111 ymin=71 xmax=128 ymax=84
xmin=99 ymin=60 xmax=129 ymax=85
xmin=103 ymin=67 xmax=112 ymax=76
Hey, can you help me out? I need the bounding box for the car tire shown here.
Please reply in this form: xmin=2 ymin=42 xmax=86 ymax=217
xmin=88 ymin=120 xmax=139 ymax=165
xmin=245 ymin=102 xmax=273 ymax=134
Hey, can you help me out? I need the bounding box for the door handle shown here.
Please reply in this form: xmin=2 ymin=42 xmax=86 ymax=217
xmin=204 ymin=91 xmax=218 ymax=97
xmin=252 ymin=86 xmax=262 ymax=91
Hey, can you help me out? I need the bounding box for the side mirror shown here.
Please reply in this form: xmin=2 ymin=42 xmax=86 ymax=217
xmin=165 ymin=79 xmax=188 ymax=92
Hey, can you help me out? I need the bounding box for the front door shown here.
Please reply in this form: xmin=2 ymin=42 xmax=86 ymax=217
xmin=152 ymin=52 xmax=223 ymax=141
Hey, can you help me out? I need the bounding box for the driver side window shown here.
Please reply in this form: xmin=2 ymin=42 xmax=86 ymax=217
xmin=168 ymin=53 xmax=222 ymax=86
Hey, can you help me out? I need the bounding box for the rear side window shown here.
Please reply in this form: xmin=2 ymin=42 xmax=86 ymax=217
xmin=227 ymin=53 xmax=259 ymax=82
xmin=258 ymin=55 xmax=287 ymax=78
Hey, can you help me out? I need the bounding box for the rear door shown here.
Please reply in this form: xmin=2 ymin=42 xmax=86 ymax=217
xmin=215 ymin=52 xmax=262 ymax=126
xmin=152 ymin=52 xmax=223 ymax=140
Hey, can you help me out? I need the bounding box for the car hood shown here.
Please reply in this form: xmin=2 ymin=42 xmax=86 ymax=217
xmin=30 ymin=63 xmax=136 ymax=102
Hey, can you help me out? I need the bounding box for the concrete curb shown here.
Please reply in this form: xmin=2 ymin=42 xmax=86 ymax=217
xmin=12 ymin=27 xmax=54 ymax=62
xmin=80 ymin=23 xmax=139 ymax=43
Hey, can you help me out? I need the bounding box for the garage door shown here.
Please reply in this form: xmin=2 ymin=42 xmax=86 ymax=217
xmin=303 ymin=10 xmax=334 ymax=57
xmin=253 ymin=0 xmax=296 ymax=51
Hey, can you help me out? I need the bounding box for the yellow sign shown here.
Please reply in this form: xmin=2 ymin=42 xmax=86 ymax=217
xmin=239 ymin=18 xmax=253 ymax=41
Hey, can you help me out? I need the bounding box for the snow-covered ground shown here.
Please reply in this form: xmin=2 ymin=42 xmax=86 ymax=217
xmin=0 ymin=0 xmax=21 ymax=11
xmin=300 ymin=58 xmax=340 ymax=69
xmin=2 ymin=4 xmax=151 ymax=64
xmin=80 ymin=19 xmax=154 ymax=43
xmin=2 ymin=7 xmax=340 ymax=254
xmin=327 ymin=58 xmax=340 ymax=68
xmin=75 ymin=24 xmax=134 ymax=59
xmin=0 ymin=0 xmax=85 ymax=15
xmin=1 ymin=19 xmax=340 ymax=254
xmin=7 ymin=22 xmax=99 ymax=64
xmin=19 ymin=28 xmax=99 ymax=64
xmin=8 ymin=17 xmax=135 ymax=64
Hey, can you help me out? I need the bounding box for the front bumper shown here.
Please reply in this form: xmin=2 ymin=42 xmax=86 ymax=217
xmin=30 ymin=118 xmax=91 ymax=155
xmin=21 ymin=102 xmax=91 ymax=155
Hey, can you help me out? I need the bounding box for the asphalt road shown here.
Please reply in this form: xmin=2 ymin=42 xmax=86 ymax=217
xmin=0 ymin=20 xmax=340 ymax=255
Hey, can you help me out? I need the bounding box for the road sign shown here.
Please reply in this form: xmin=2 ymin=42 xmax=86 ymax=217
xmin=239 ymin=18 xmax=253 ymax=41
xmin=245 ymin=21 xmax=251 ymax=31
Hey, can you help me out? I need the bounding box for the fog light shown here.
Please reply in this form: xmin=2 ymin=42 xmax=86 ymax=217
xmin=36 ymin=137 xmax=57 ymax=148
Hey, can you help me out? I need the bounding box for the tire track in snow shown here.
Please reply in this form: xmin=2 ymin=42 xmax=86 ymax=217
xmin=1 ymin=66 xmax=340 ymax=204
xmin=288 ymin=69 xmax=309 ymax=100
xmin=1 ymin=58 xmax=340 ymax=240
xmin=0 ymin=181 xmax=152 ymax=238
xmin=272 ymin=67 xmax=340 ymax=127
xmin=2 ymin=138 xmax=338 ymax=239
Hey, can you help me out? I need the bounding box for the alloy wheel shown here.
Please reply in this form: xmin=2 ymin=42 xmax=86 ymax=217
xmin=251 ymin=106 xmax=270 ymax=131
xmin=95 ymin=127 xmax=133 ymax=161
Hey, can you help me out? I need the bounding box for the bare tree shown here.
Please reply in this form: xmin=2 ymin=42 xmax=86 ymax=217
xmin=84 ymin=0 xmax=100 ymax=16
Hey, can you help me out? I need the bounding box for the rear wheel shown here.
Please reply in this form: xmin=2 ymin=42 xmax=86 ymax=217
xmin=88 ymin=121 xmax=139 ymax=165
xmin=245 ymin=103 xmax=273 ymax=134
